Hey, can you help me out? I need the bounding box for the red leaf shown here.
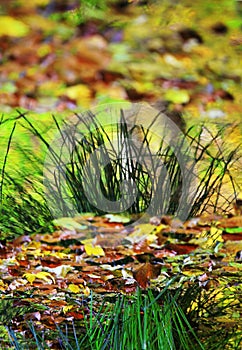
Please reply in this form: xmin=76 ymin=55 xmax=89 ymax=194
xmin=66 ymin=312 xmax=84 ymax=319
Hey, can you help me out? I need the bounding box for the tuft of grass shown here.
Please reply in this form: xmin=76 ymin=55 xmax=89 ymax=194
xmin=2 ymin=287 xmax=204 ymax=350
xmin=2 ymin=284 xmax=240 ymax=350
xmin=0 ymin=107 xmax=241 ymax=236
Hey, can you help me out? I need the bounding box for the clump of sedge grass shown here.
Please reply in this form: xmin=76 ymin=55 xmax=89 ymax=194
xmin=3 ymin=284 xmax=240 ymax=349
xmin=0 ymin=108 xmax=241 ymax=236
xmin=3 ymin=287 xmax=203 ymax=350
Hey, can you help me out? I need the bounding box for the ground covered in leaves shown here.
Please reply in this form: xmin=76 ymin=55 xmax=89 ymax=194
xmin=0 ymin=212 xmax=241 ymax=344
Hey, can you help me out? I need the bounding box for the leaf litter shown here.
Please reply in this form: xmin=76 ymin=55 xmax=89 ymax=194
xmin=0 ymin=211 xmax=241 ymax=335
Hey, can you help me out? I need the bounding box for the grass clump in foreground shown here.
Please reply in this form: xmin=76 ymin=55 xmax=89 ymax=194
xmin=0 ymin=288 xmax=215 ymax=350
xmin=2 ymin=285 xmax=241 ymax=350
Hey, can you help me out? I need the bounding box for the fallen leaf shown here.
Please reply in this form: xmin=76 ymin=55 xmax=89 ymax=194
xmin=64 ymin=84 xmax=91 ymax=107
xmin=23 ymin=272 xmax=55 ymax=284
xmin=133 ymin=262 xmax=161 ymax=289
xmin=66 ymin=311 xmax=84 ymax=319
xmin=63 ymin=305 xmax=73 ymax=314
xmin=165 ymin=243 xmax=198 ymax=255
xmin=127 ymin=223 xmax=156 ymax=243
xmin=13 ymin=235 xmax=31 ymax=246
xmin=222 ymin=233 xmax=242 ymax=241
xmin=53 ymin=217 xmax=88 ymax=231
xmin=68 ymin=284 xmax=81 ymax=293
xmin=43 ymin=265 xmax=73 ymax=278
xmin=84 ymin=243 xmax=105 ymax=256
xmin=164 ymin=89 xmax=190 ymax=104
xmin=0 ymin=16 xmax=29 ymax=37
xmin=40 ymin=256 xmax=62 ymax=268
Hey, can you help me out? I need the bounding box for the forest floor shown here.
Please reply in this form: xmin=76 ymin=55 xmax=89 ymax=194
xmin=0 ymin=0 xmax=241 ymax=348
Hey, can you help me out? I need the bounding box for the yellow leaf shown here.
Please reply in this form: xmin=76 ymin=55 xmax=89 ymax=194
xmin=26 ymin=241 xmax=42 ymax=250
xmin=35 ymin=272 xmax=55 ymax=284
xmin=164 ymin=89 xmax=190 ymax=104
xmin=210 ymin=226 xmax=223 ymax=243
xmin=24 ymin=272 xmax=55 ymax=284
xmin=47 ymin=252 xmax=70 ymax=259
xmin=146 ymin=233 xmax=157 ymax=244
xmin=63 ymin=305 xmax=73 ymax=314
xmin=0 ymin=16 xmax=29 ymax=37
xmin=65 ymin=84 xmax=91 ymax=107
xmin=58 ymin=265 xmax=73 ymax=277
xmin=183 ymin=270 xmax=203 ymax=277
xmin=38 ymin=80 xmax=65 ymax=97
xmin=192 ymin=226 xmax=223 ymax=249
xmin=28 ymin=0 xmax=49 ymax=6
xmin=131 ymin=81 xmax=155 ymax=93
xmin=68 ymin=284 xmax=90 ymax=295
xmin=53 ymin=217 xmax=87 ymax=231
xmin=155 ymin=224 xmax=168 ymax=234
xmin=0 ymin=279 xmax=7 ymax=291
xmin=68 ymin=284 xmax=80 ymax=293
xmin=84 ymin=243 xmax=105 ymax=256
xmin=122 ymin=269 xmax=134 ymax=279
xmin=23 ymin=273 xmax=36 ymax=284
xmin=127 ymin=223 xmax=155 ymax=243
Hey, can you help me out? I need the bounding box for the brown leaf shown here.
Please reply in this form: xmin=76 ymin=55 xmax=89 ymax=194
xmin=165 ymin=243 xmax=198 ymax=255
xmin=40 ymin=256 xmax=62 ymax=268
xmin=8 ymin=265 xmax=21 ymax=276
xmin=17 ymin=258 xmax=30 ymax=267
xmin=24 ymin=311 xmax=41 ymax=321
xmin=133 ymin=262 xmax=161 ymax=289
xmin=157 ymin=233 xmax=168 ymax=246
xmin=154 ymin=249 xmax=176 ymax=258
